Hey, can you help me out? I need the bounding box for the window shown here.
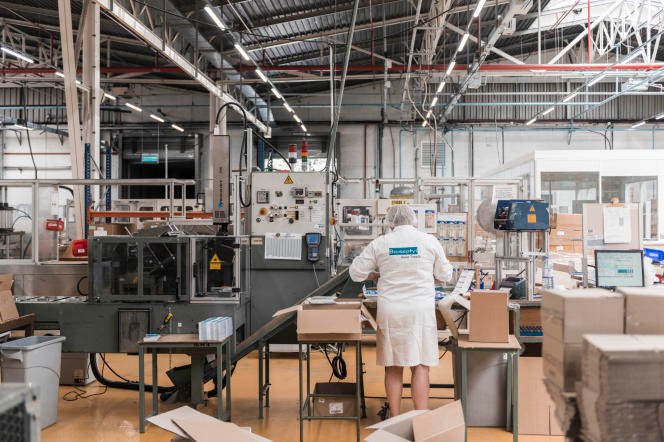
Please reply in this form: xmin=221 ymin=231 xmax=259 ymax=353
xmin=601 ymin=176 xmax=658 ymax=240
xmin=541 ymin=172 xmax=599 ymax=214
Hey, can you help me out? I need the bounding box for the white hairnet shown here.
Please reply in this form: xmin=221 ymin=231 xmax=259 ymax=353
xmin=386 ymin=205 xmax=417 ymax=228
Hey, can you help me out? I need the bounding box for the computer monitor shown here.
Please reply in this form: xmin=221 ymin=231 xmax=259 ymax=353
xmin=595 ymin=249 xmax=644 ymax=289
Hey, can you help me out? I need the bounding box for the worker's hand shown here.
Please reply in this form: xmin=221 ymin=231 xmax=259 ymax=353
xmin=367 ymin=271 xmax=380 ymax=282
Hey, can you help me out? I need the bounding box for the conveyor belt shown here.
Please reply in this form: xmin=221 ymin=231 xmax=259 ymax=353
xmin=233 ymin=269 xmax=350 ymax=362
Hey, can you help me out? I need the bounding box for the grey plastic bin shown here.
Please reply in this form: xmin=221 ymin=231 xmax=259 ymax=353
xmin=0 ymin=335 xmax=66 ymax=429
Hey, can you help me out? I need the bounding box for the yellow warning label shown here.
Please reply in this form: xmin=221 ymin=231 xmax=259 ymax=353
xmin=209 ymin=254 xmax=221 ymax=270
xmin=527 ymin=214 xmax=537 ymax=223
xmin=529 ymin=205 xmax=535 ymax=212
xmin=283 ymin=175 xmax=294 ymax=184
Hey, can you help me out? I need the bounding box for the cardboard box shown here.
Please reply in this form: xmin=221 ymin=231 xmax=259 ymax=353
xmin=274 ymin=300 xmax=376 ymax=342
xmin=541 ymin=288 xmax=624 ymax=343
xmin=542 ymin=337 xmax=582 ymax=392
xmin=365 ymin=400 xmax=465 ymax=442
xmin=313 ymin=382 xmax=357 ymax=417
xmin=0 ymin=274 xmax=13 ymax=291
xmin=618 ymin=287 xmax=664 ymax=334
xmin=519 ymin=357 xmax=565 ymax=436
xmin=0 ymin=290 xmax=18 ymax=322
xmin=469 ymin=290 xmax=509 ymax=343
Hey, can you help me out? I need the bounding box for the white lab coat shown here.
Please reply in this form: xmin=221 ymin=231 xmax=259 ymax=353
xmin=349 ymin=225 xmax=453 ymax=367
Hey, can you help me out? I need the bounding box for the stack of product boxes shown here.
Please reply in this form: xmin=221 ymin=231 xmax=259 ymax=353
xmin=541 ymin=288 xmax=624 ymax=436
xmin=198 ymin=317 xmax=233 ymax=341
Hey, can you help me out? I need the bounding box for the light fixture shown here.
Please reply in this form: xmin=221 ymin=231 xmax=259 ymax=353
xmin=271 ymin=87 xmax=283 ymax=100
xmin=103 ymin=92 xmax=116 ymax=101
xmin=300 ymin=124 xmax=307 ymax=132
xmin=1 ymin=46 xmax=34 ymax=64
xmin=445 ymin=61 xmax=456 ymax=76
xmin=562 ymin=92 xmax=578 ymax=103
xmin=421 ymin=120 xmax=428 ymax=127
xmin=203 ymin=5 xmax=227 ymax=30
xmin=294 ymin=115 xmax=302 ymax=123
xmin=125 ymin=103 xmax=143 ymax=112
xmin=150 ymin=114 xmax=165 ymax=123
xmin=542 ymin=107 xmax=555 ymax=116
xmin=588 ymin=73 xmax=607 ymax=87
xmin=525 ymin=117 xmax=536 ymax=126
xmin=284 ymin=102 xmax=294 ymax=113
xmin=436 ymin=81 xmax=446 ymax=93
xmin=656 ymin=112 xmax=664 ymax=120
xmin=631 ymin=120 xmax=646 ymax=128
xmin=473 ymin=0 xmax=487 ymax=18
xmin=426 ymin=110 xmax=432 ymax=118
xmin=75 ymin=79 xmax=81 ymax=86
xmin=458 ymin=34 xmax=470 ymax=52
xmin=255 ymin=68 xmax=268 ymax=82
xmin=55 ymin=71 xmax=65 ymax=78
xmin=234 ymin=43 xmax=251 ymax=61
xmin=171 ymin=124 xmax=185 ymax=132
xmin=14 ymin=124 xmax=32 ymax=131
xmin=430 ymin=97 xmax=438 ymax=107
xmin=621 ymin=49 xmax=644 ymax=64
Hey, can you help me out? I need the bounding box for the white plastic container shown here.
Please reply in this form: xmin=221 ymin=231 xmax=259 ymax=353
xmin=0 ymin=335 xmax=66 ymax=429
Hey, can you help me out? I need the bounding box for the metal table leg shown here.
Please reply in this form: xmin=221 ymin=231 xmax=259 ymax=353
xmin=306 ymin=344 xmax=311 ymax=416
xmin=139 ymin=346 xmax=145 ymax=433
xmin=152 ymin=349 xmax=158 ymax=417
xmin=355 ymin=341 xmax=361 ymax=442
xmin=513 ymin=352 xmax=518 ymax=442
xmin=299 ymin=343 xmax=304 ymax=442
xmin=190 ymin=354 xmax=204 ymax=406
xmin=258 ymin=341 xmax=264 ymax=419
xmin=358 ymin=344 xmax=366 ymax=418
xmin=225 ymin=339 xmax=232 ymax=421
xmin=461 ymin=350 xmax=468 ymax=442
xmin=506 ymin=352 xmax=512 ymax=432
xmin=216 ymin=343 xmax=223 ymax=421
xmin=265 ymin=342 xmax=270 ymax=408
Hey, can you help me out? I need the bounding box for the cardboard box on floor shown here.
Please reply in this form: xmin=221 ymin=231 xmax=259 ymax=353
xmin=469 ymin=290 xmax=509 ymax=343
xmin=0 ymin=274 xmax=17 ymax=323
xmin=365 ymin=400 xmax=465 ymax=442
xmin=617 ymin=287 xmax=664 ymax=334
xmin=147 ymin=405 xmax=272 ymax=442
xmin=273 ymin=300 xmax=376 ymax=342
xmin=518 ymin=357 xmax=564 ymax=436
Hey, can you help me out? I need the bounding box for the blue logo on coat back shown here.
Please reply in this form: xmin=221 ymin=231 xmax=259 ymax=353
xmin=389 ymin=247 xmax=418 ymax=256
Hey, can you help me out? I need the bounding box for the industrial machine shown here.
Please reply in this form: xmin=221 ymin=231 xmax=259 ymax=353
xmin=494 ymin=199 xmax=550 ymax=231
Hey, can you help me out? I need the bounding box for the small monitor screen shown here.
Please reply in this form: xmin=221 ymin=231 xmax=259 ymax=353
xmin=306 ymin=233 xmax=320 ymax=244
xmin=595 ymin=250 xmax=644 ymax=289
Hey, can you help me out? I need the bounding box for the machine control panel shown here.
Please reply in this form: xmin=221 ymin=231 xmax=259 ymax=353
xmin=251 ymin=172 xmax=328 ymax=235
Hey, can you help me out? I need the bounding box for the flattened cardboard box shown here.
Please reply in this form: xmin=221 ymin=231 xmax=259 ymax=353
xmin=541 ymin=288 xmax=623 ymax=343
xmin=617 ymin=287 xmax=664 ymax=334
xmin=469 ymin=290 xmax=509 ymax=343
xmin=365 ymin=400 xmax=465 ymax=442
xmin=0 ymin=273 xmax=13 ymax=291
xmin=0 ymin=289 xmax=18 ymax=322
xmin=273 ymin=300 xmax=376 ymax=342
xmin=519 ymin=357 xmax=564 ymax=436
xmin=543 ymin=337 xmax=582 ymax=392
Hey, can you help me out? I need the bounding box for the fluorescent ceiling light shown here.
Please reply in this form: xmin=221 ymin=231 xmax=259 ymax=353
xmin=125 ymin=103 xmax=142 ymax=112
xmin=525 ymin=117 xmax=536 ymax=126
xmin=1 ymin=46 xmax=34 ymax=64
xmin=284 ymin=102 xmax=294 ymax=113
xmin=234 ymin=43 xmax=250 ymax=61
xmin=55 ymin=71 xmax=65 ymax=78
xmin=203 ymin=5 xmax=227 ymax=30
xmin=436 ymin=81 xmax=446 ymax=93
xmin=588 ymin=73 xmax=606 ymax=87
xmin=562 ymin=92 xmax=578 ymax=103
xmin=421 ymin=120 xmax=428 ymax=127
xmin=445 ymin=61 xmax=456 ymax=76
xmin=631 ymin=120 xmax=646 ymax=128
xmin=655 ymin=112 xmax=664 ymax=120
xmin=150 ymin=114 xmax=165 ymax=123
xmin=300 ymin=124 xmax=307 ymax=132
xmin=171 ymin=124 xmax=184 ymax=132
xmin=426 ymin=110 xmax=432 ymax=118
xmin=103 ymin=92 xmax=116 ymax=101
xmin=542 ymin=107 xmax=555 ymax=116
xmin=473 ymin=0 xmax=487 ymax=18
xmin=75 ymin=80 xmax=81 ymax=86
xmin=458 ymin=34 xmax=470 ymax=52
xmin=294 ymin=115 xmax=302 ymax=123
xmin=622 ymin=49 xmax=643 ymax=64
xmin=255 ymin=69 xmax=268 ymax=83
xmin=271 ymin=87 xmax=283 ymax=100
xmin=14 ymin=124 xmax=32 ymax=131
xmin=430 ymin=96 xmax=438 ymax=107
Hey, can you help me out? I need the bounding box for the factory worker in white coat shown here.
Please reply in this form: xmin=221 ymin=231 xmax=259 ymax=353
xmin=349 ymin=205 xmax=453 ymax=416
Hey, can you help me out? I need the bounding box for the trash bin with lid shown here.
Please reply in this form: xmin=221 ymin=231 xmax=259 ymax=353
xmin=0 ymin=335 xmax=66 ymax=429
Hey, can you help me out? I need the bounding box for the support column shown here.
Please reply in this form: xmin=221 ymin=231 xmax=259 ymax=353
xmin=82 ymin=1 xmax=101 ymax=204
xmin=58 ymin=0 xmax=85 ymax=239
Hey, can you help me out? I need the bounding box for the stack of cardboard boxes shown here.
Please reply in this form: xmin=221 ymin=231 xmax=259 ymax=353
xmin=549 ymin=213 xmax=583 ymax=253
xmin=578 ymin=334 xmax=664 ymax=442
xmin=541 ymin=288 xmax=624 ymax=436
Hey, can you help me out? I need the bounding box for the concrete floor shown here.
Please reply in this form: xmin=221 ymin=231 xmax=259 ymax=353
xmin=41 ymin=345 xmax=564 ymax=441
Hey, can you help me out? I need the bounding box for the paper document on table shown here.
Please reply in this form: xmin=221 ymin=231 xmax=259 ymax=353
xmin=264 ymin=233 xmax=302 ymax=260
xmin=603 ymin=206 xmax=631 ymax=244
xmin=451 ymin=269 xmax=475 ymax=296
